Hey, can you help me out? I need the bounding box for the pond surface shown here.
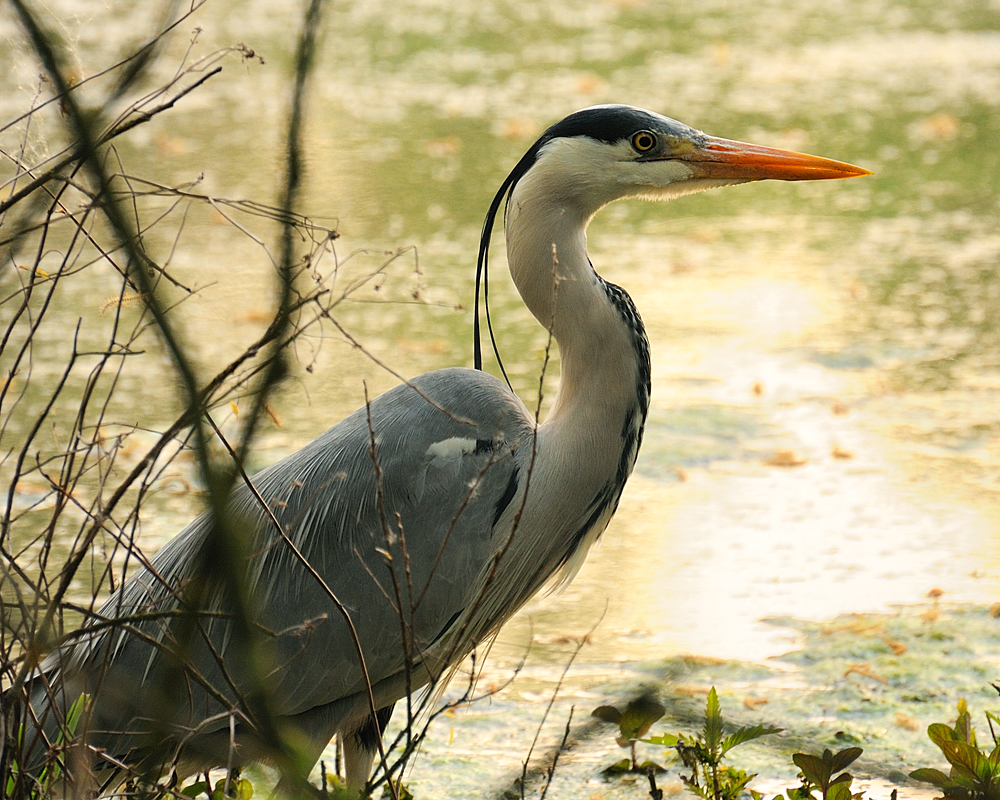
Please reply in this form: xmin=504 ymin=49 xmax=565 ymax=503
xmin=2 ymin=0 xmax=999 ymax=796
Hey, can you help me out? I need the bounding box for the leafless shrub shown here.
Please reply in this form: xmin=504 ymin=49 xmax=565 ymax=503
xmin=0 ymin=0 xmax=438 ymax=795
xmin=0 ymin=2 xmax=580 ymax=797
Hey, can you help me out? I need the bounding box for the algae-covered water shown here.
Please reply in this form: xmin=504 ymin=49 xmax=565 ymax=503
xmin=415 ymin=603 xmax=997 ymax=800
xmin=2 ymin=0 xmax=999 ymax=796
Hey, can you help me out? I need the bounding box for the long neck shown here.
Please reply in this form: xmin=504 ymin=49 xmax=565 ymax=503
xmin=499 ymin=171 xmax=651 ymax=592
xmin=504 ymin=178 xmax=650 ymax=434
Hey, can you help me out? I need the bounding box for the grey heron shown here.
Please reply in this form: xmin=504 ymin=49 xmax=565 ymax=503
xmin=17 ymin=105 xmax=868 ymax=796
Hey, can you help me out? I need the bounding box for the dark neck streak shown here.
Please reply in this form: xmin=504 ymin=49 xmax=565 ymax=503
xmin=559 ymin=277 xmax=651 ymax=568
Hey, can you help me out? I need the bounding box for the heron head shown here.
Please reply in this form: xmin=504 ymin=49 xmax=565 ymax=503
xmin=509 ymin=104 xmax=871 ymax=213
xmin=474 ymin=105 xmax=870 ymax=369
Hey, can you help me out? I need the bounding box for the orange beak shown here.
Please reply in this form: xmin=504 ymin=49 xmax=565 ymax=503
xmin=682 ymin=136 xmax=872 ymax=181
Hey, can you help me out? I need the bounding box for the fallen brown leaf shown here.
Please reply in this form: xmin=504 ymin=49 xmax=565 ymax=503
xmin=845 ymin=663 xmax=888 ymax=684
xmin=881 ymin=637 xmax=907 ymax=656
xmin=765 ymin=450 xmax=807 ymax=467
xmin=894 ymin=712 xmax=920 ymax=731
xmin=674 ymin=684 xmax=712 ymax=697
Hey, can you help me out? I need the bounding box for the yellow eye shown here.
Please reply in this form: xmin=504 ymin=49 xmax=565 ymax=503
xmin=631 ymin=131 xmax=656 ymax=153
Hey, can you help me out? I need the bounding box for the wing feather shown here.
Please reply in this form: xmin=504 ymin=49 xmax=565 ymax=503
xmin=37 ymin=368 xmax=533 ymax=756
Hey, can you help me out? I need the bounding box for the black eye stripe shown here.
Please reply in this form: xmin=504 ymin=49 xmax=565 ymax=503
xmin=631 ymin=131 xmax=656 ymax=152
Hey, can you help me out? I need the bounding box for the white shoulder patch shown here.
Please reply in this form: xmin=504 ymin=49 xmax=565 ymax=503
xmin=425 ymin=437 xmax=477 ymax=462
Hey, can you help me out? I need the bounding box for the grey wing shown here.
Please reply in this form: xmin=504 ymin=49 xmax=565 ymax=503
xmin=46 ymin=367 xmax=532 ymax=746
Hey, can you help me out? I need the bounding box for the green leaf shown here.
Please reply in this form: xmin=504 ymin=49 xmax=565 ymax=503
xmin=829 ymin=747 xmax=863 ymax=774
xmin=929 ymin=722 xmax=962 ymax=749
xmin=381 ymin=782 xmax=414 ymax=800
xmin=793 ymin=753 xmax=831 ymax=787
xmin=210 ymin=775 xmax=254 ymax=800
xmin=64 ymin=693 xmax=90 ymax=737
xmin=643 ymin=733 xmax=680 ymax=747
xmin=827 ymin=781 xmax=853 ymax=800
xmin=909 ymin=768 xmax=954 ymax=789
xmin=986 ymin=711 xmax=1000 ymax=743
xmin=181 ymin=781 xmax=210 ymax=798
xmin=955 ymin=703 xmax=975 ymax=747
xmin=50 ymin=691 xmax=91 ymax=757
xmin=940 ymin=740 xmax=992 ymax=784
xmin=719 ymin=765 xmax=755 ymax=798
xmin=720 ymin=724 xmax=782 ymax=756
xmin=618 ymin=697 xmax=666 ymax=741
xmin=681 ymin=773 xmax=714 ymax=800
xmin=592 ymin=705 xmax=623 ymax=725
xmin=601 ymin=758 xmax=633 ymax=776
xmin=989 ymin=741 xmax=1000 ymax=769
xmin=704 ymin=687 xmax=723 ymax=753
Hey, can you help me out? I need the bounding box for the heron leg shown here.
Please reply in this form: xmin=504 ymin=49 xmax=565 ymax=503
xmin=343 ymin=703 xmax=395 ymax=795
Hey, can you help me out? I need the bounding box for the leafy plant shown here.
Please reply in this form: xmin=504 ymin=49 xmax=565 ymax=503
xmin=786 ymin=747 xmax=864 ymax=800
xmin=643 ymin=687 xmax=781 ymax=800
xmin=592 ymin=695 xmax=667 ymax=774
xmin=910 ymin=698 xmax=1000 ymax=799
xmin=5 ymin=693 xmax=90 ymax=799
xmin=180 ymin=769 xmax=254 ymax=799
xmin=380 ymin=782 xmax=414 ymax=799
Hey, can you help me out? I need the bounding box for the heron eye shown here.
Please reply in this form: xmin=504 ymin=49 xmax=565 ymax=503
xmin=631 ymin=131 xmax=657 ymax=153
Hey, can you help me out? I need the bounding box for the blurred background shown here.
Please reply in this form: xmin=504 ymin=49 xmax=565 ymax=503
xmin=1 ymin=0 xmax=999 ymax=795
